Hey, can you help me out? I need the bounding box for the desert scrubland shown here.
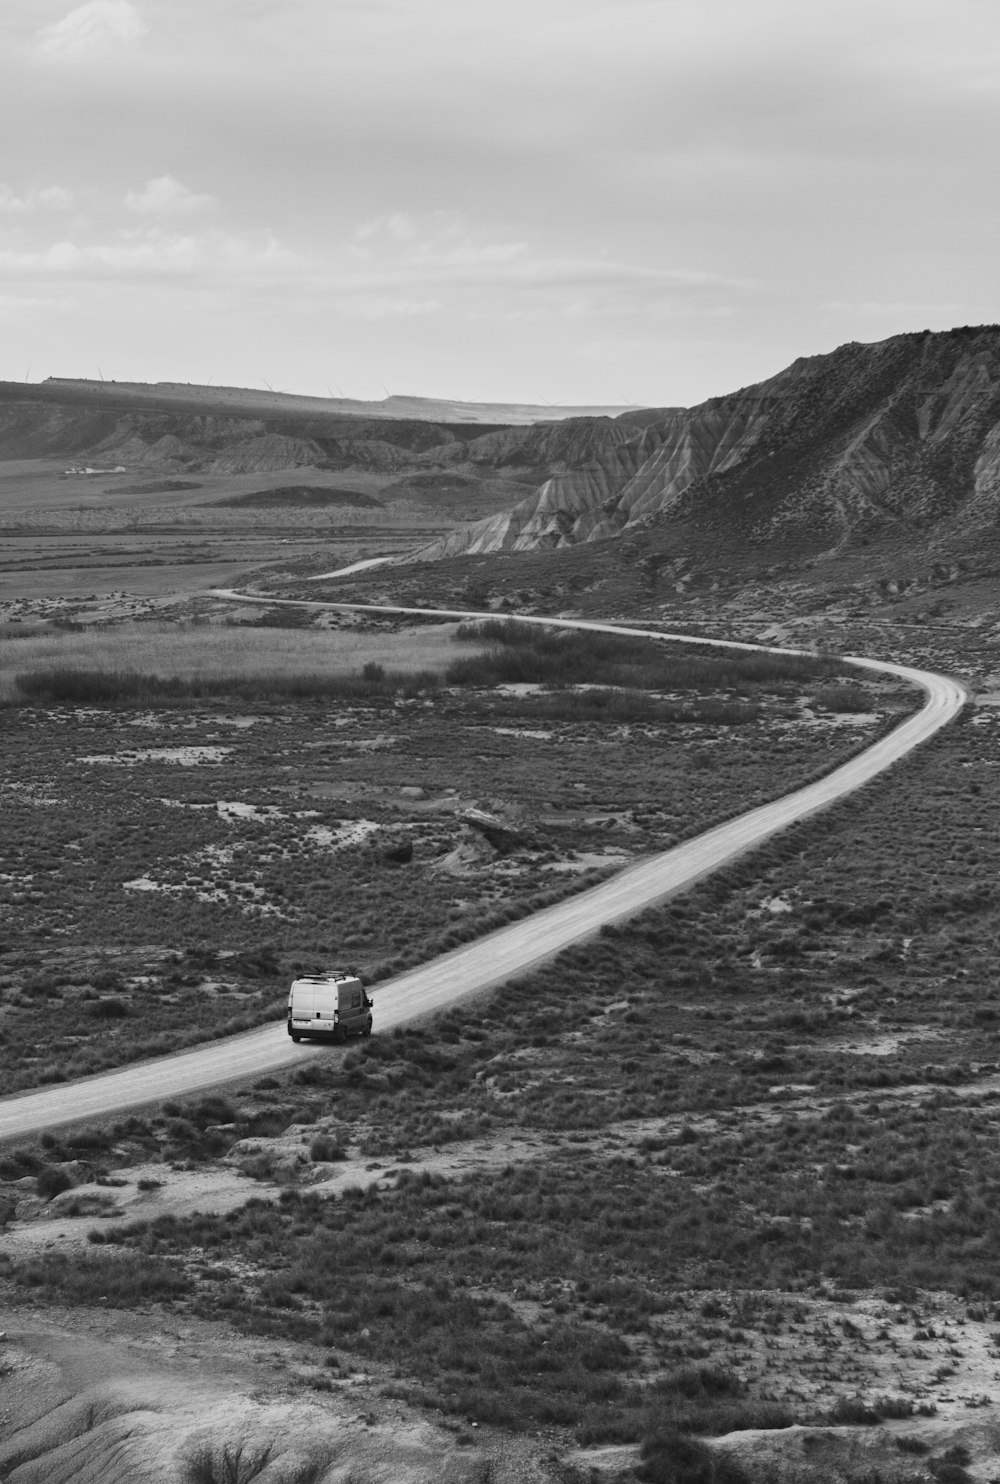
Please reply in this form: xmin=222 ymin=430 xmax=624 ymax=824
xmin=4 ymin=341 xmax=1000 ymax=1483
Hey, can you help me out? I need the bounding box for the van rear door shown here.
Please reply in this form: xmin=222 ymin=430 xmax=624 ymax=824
xmin=292 ymin=980 xmax=315 ymax=1021
xmin=313 ymin=980 xmax=338 ymax=1029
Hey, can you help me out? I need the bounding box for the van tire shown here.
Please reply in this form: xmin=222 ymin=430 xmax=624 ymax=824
xmin=290 ymin=1032 xmax=301 ymax=1043
xmin=333 ymin=1026 xmax=345 ymax=1044
xmin=362 ymin=1017 xmax=372 ymax=1037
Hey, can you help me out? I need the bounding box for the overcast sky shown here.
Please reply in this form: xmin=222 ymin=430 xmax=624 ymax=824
xmin=1 ymin=0 xmax=997 ymax=407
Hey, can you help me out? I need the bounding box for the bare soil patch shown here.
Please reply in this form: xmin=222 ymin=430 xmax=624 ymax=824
xmin=0 ymin=1304 xmax=540 ymax=1484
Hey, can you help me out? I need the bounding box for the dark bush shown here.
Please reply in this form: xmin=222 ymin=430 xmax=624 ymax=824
xmin=84 ymin=997 xmax=130 ymax=1019
xmin=13 ymin=667 xmax=441 ymax=707
xmin=310 ymin=1135 xmax=348 ymax=1163
xmin=638 ymin=1429 xmax=749 ymax=1484
xmin=9 ymin=1249 xmax=190 ymax=1306
xmin=929 ymin=1446 xmax=973 ymax=1483
xmin=450 ymin=620 xmax=839 ymax=695
xmin=811 ymin=683 xmax=871 ymax=713
xmin=36 ymin=1164 xmax=75 ymax=1200
xmin=644 ymin=1368 xmax=796 ymax=1436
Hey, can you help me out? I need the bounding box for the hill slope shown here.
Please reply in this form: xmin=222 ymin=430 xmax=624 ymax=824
xmin=411 ymin=327 xmax=1000 ymax=561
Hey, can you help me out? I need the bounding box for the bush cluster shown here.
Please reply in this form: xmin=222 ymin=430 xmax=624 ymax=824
xmin=449 ymin=620 xmax=841 ymax=693
xmin=13 ymin=666 xmax=441 ymax=706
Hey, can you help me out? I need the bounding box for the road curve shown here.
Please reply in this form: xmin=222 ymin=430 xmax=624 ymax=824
xmin=0 ymin=603 xmax=965 ymax=1143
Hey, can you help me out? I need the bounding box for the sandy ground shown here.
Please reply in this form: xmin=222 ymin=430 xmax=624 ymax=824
xmin=0 ymin=1304 xmax=552 ymax=1484
xmin=1 ymin=1130 xmax=558 ymax=1257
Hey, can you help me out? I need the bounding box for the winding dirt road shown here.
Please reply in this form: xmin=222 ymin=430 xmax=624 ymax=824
xmin=0 ymin=604 xmax=965 ymax=1142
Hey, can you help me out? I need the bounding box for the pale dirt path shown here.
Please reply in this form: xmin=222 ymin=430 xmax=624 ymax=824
xmin=308 ymin=555 xmax=396 ymax=580
xmin=0 ymin=603 xmax=965 ymax=1143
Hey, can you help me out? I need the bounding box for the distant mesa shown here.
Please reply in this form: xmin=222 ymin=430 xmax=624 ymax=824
xmin=38 ymin=377 xmax=639 ymax=426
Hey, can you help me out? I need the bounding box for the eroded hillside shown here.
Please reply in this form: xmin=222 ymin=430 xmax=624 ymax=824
xmin=412 ymin=326 xmax=1000 ymax=561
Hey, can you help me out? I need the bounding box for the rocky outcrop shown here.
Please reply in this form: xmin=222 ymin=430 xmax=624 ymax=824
xmin=449 ymin=415 xmax=637 ymax=473
xmin=207 ymin=434 xmax=325 ymax=474
xmin=460 ymin=808 xmax=537 ymax=854
xmin=615 ymin=404 xmax=772 ymax=521
xmin=413 ymin=429 xmax=663 ymax=556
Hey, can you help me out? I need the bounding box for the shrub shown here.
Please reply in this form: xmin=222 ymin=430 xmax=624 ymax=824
xmin=811 ymin=683 xmax=871 ymax=713
xmin=310 ymin=1135 xmax=348 ymax=1163
xmin=450 ymin=620 xmax=840 ymax=695
xmin=36 ymin=1164 xmax=75 ymax=1200
xmin=826 ymin=1394 xmax=885 ymax=1425
xmin=189 ymin=1095 xmax=238 ymax=1128
xmin=12 ymin=667 xmax=440 ymax=707
xmin=9 ymin=1249 xmax=190 ymax=1306
xmin=644 ymin=1367 xmax=796 ymax=1435
xmin=84 ymin=996 xmax=130 ymax=1019
xmin=638 ymin=1429 xmax=749 ymax=1484
xmin=929 ymin=1446 xmax=973 ymax=1484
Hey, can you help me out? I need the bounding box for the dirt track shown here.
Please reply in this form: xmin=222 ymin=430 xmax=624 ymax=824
xmin=0 ymin=605 xmax=965 ymax=1143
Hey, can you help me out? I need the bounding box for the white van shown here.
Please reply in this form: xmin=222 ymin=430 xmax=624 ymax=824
xmin=287 ymin=972 xmax=373 ymax=1043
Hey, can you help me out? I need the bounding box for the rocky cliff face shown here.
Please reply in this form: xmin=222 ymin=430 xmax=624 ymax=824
xmin=423 ymin=430 xmax=663 ymax=556
xmin=411 ymin=327 xmax=1000 ymax=561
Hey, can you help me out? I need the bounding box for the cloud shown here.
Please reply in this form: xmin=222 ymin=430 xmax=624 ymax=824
xmin=0 ymin=195 xmax=744 ymax=334
xmin=330 ymin=294 xmax=445 ymax=321
xmin=0 ymin=228 xmax=299 ymax=285
xmin=0 ymin=184 xmax=74 ymax=213
xmin=36 ymin=186 xmax=75 ymax=210
xmin=356 ymin=213 xmax=426 ymax=244
xmin=348 ymin=212 xmax=746 ymax=309
xmin=825 ymin=301 xmax=966 ymax=317
xmin=0 ymin=292 xmax=66 ymax=317
xmin=310 ymin=253 xmax=751 ymax=329
xmin=124 ymin=176 xmax=217 ymax=216
xmin=354 ymin=213 xmax=529 ymax=270
xmin=34 ymin=0 xmax=146 ymax=60
xmin=341 ymin=228 xmax=750 ymax=306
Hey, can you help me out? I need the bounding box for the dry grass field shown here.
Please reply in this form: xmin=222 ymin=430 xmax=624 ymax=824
xmin=0 ymin=460 xmax=393 ymax=519
xmin=0 ymin=619 xmax=474 ymax=700
xmin=0 ymin=456 xmax=442 ymax=615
